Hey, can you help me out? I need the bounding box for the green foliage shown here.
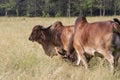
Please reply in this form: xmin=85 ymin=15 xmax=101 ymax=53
xmin=42 ymin=11 xmax=50 ymax=17
xmin=0 ymin=0 xmax=15 ymax=10
xmin=0 ymin=0 xmax=120 ymax=16
xmin=55 ymin=12 xmax=62 ymax=17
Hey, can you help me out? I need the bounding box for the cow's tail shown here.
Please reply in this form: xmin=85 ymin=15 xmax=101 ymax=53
xmin=113 ymin=18 xmax=120 ymax=25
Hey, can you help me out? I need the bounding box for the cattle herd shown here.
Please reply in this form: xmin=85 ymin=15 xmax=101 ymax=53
xmin=29 ymin=16 xmax=120 ymax=74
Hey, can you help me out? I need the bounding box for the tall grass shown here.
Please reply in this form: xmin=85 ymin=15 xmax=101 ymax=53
xmin=0 ymin=16 xmax=120 ymax=80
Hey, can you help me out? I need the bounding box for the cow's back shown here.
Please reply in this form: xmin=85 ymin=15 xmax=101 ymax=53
xmin=74 ymin=21 xmax=114 ymax=55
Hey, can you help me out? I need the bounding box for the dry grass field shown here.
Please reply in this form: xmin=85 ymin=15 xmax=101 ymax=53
xmin=0 ymin=16 xmax=120 ymax=80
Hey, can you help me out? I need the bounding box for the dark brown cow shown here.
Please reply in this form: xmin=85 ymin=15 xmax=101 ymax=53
xmin=67 ymin=16 xmax=120 ymax=72
xmin=29 ymin=21 xmax=75 ymax=59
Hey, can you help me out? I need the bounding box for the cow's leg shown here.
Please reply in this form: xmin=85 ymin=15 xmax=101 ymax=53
xmin=54 ymin=47 xmax=60 ymax=55
xmin=66 ymin=33 xmax=75 ymax=56
xmin=55 ymin=47 xmax=66 ymax=56
xmin=75 ymin=50 xmax=81 ymax=65
xmin=74 ymin=45 xmax=88 ymax=69
xmin=114 ymin=50 xmax=120 ymax=68
xmin=101 ymin=50 xmax=114 ymax=73
xmin=107 ymin=54 xmax=114 ymax=73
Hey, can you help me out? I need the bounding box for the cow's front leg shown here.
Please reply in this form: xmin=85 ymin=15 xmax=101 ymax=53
xmin=54 ymin=47 xmax=60 ymax=56
xmin=55 ymin=47 xmax=67 ymax=57
xmin=76 ymin=53 xmax=81 ymax=65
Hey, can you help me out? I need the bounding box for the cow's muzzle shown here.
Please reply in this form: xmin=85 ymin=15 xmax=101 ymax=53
xmin=29 ymin=36 xmax=34 ymax=42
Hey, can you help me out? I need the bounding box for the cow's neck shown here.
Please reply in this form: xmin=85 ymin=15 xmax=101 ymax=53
xmin=32 ymin=29 xmax=58 ymax=56
xmin=37 ymin=28 xmax=63 ymax=52
xmin=50 ymin=28 xmax=63 ymax=47
xmin=42 ymin=43 xmax=55 ymax=57
xmin=38 ymin=30 xmax=52 ymax=45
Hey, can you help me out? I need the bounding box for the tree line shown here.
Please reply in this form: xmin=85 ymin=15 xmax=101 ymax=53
xmin=0 ymin=0 xmax=120 ymax=17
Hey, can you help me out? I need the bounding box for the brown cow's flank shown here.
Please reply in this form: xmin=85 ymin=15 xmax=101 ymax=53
xmin=68 ymin=16 xmax=120 ymax=73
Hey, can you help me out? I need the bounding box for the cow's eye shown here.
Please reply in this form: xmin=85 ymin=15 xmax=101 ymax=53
xmin=36 ymin=29 xmax=40 ymax=32
xmin=32 ymin=31 xmax=37 ymax=34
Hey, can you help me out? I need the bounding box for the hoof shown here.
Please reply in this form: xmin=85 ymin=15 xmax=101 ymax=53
xmin=73 ymin=61 xmax=80 ymax=66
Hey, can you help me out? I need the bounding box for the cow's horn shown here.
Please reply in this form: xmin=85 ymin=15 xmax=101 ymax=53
xmin=41 ymin=25 xmax=51 ymax=30
xmin=39 ymin=26 xmax=46 ymax=30
xmin=46 ymin=25 xmax=52 ymax=29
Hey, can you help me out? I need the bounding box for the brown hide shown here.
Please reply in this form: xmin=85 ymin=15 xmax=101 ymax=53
xmin=69 ymin=16 xmax=120 ymax=73
xmin=29 ymin=21 xmax=74 ymax=58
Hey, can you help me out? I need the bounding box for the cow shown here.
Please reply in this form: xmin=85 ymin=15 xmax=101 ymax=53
xmin=66 ymin=16 xmax=120 ymax=73
xmin=29 ymin=21 xmax=76 ymax=61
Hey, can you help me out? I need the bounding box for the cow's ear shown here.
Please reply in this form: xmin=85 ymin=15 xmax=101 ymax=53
xmin=33 ymin=25 xmax=43 ymax=31
xmin=40 ymin=31 xmax=46 ymax=41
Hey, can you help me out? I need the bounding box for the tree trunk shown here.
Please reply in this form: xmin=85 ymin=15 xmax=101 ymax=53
xmin=67 ymin=0 xmax=70 ymax=17
xmin=26 ymin=0 xmax=30 ymax=16
xmin=90 ymin=0 xmax=93 ymax=16
xmin=5 ymin=9 xmax=8 ymax=16
xmin=79 ymin=0 xmax=83 ymax=16
xmin=102 ymin=0 xmax=105 ymax=16
xmin=103 ymin=7 xmax=105 ymax=16
xmin=16 ymin=8 xmax=19 ymax=16
xmin=114 ymin=0 xmax=117 ymax=16
xmin=100 ymin=8 xmax=102 ymax=16
xmin=79 ymin=9 xmax=83 ymax=16
xmin=34 ymin=0 xmax=37 ymax=16
xmin=90 ymin=8 xmax=93 ymax=16
xmin=99 ymin=1 xmax=103 ymax=16
xmin=114 ymin=10 xmax=116 ymax=16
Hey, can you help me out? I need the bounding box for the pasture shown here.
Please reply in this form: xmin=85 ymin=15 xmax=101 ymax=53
xmin=0 ymin=16 xmax=120 ymax=80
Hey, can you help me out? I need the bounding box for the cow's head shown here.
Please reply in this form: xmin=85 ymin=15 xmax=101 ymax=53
xmin=29 ymin=25 xmax=51 ymax=43
xmin=29 ymin=25 xmax=58 ymax=57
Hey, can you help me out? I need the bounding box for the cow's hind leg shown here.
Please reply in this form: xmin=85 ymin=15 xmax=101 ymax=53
xmin=74 ymin=47 xmax=88 ymax=69
xmin=113 ymin=50 xmax=120 ymax=68
xmin=101 ymin=51 xmax=114 ymax=73
xmin=76 ymin=51 xmax=81 ymax=65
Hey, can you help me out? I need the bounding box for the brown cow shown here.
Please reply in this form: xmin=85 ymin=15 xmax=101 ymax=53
xmin=67 ymin=16 xmax=120 ymax=73
xmin=29 ymin=21 xmax=76 ymax=61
